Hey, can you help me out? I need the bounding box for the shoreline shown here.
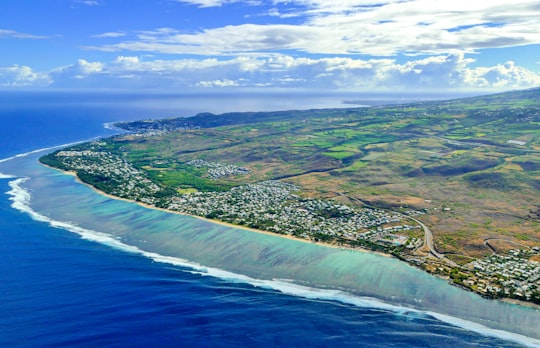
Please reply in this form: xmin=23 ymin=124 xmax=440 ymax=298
xmin=501 ymin=298 xmax=540 ymax=310
xmin=54 ymin=166 xmax=392 ymax=259
xmin=42 ymin=164 xmax=540 ymax=311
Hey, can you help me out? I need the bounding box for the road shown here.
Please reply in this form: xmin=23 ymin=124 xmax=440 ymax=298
xmin=407 ymin=216 xmax=444 ymax=258
xmin=483 ymin=237 xmax=530 ymax=254
xmin=406 ymin=215 xmax=460 ymax=267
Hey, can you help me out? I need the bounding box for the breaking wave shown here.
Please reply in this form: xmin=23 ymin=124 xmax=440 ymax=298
xmin=0 ymin=138 xmax=106 ymax=180
xmin=0 ymin=142 xmax=81 ymax=164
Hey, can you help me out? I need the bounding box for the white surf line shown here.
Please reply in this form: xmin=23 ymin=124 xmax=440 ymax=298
xmin=103 ymin=122 xmax=116 ymax=130
xmin=103 ymin=122 xmax=128 ymax=132
xmin=0 ymin=141 xmax=85 ymax=164
xmin=0 ymin=120 xmax=126 ymax=177
xmin=0 ymin=137 xmax=108 ymax=178
xmin=0 ymin=124 xmax=123 ymax=165
xmin=5 ymin=176 xmax=540 ymax=347
xmin=427 ymin=312 xmax=540 ymax=348
xmin=0 ymin=143 xmax=83 ymax=179
xmin=189 ymin=263 xmax=540 ymax=347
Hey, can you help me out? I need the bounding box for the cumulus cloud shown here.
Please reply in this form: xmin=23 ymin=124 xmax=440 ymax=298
xmin=466 ymin=61 xmax=540 ymax=88
xmin=2 ymin=54 xmax=539 ymax=90
xmin=3 ymin=54 xmax=533 ymax=90
xmin=5 ymin=1 xmax=539 ymax=91
xmin=50 ymin=59 xmax=104 ymax=81
xmin=0 ymin=65 xmax=52 ymax=87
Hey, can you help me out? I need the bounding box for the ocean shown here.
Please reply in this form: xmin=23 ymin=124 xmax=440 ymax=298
xmin=0 ymin=91 xmax=539 ymax=347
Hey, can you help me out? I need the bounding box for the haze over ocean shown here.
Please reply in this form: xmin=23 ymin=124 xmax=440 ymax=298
xmin=1 ymin=93 xmax=538 ymax=347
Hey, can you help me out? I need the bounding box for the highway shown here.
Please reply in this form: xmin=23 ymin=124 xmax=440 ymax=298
xmin=407 ymin=216 xmax=444 ymax=259
xmin=406 ymin=215 xmax=460 ymax=267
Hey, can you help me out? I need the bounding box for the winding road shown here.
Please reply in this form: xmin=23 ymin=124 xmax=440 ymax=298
xmin=406 ymin=216 xmax=442 ymax=258
xmin=406 ymin=215 xmax=459 ymax=267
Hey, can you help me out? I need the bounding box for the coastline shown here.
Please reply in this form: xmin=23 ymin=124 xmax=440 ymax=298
xmin=501 ymin=298 xmax=540 ymax=310
xmin=52 ymin=166 xmax=392 ymax=259
xmin=41 ymin=164 xmax=540 ymax=311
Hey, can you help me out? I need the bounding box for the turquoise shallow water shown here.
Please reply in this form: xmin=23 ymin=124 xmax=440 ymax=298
xmin=3 ymin=152 xmax=540 ymax=345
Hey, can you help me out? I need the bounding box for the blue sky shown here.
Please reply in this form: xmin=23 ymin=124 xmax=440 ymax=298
xmin=1 ymin=0 xmax=539 ymax=92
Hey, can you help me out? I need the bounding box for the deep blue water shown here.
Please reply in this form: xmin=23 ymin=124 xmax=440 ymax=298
xmin=0 ymin=92 xmax=536 ymax=347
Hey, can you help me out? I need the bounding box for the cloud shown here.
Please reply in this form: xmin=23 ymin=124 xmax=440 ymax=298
xmin=465 ymin=61 xmax=540 ymax=88
xmin=0 ymin=65 xmax=52 ymax=87
xmin=2 ymin=54 xmax=532 ymax=91
xmin=2 ymin=53 xmax=539 ymax=90
xmin=88 ymin=0 xmax=540 ymax=57
xmin=4 ymin=1 xmax=539 ymax=92
xmin=51 ymin=59 xmax=104 ymax=80
xmin=0 ymin=29 xmax=50 ymax=39
xmin=176 ymin=0 xmax=260 ymax=7
xmin=73 ymin=0 xmax=102 ymax=6
xmin=176 ymin=0 xmax=230 ymax=7
xmin=197 ymin=79 xmax=239 ymax=87
xmin=114 ymin=56 xmax=140 ymax=64
xmin=92 ymin=32 xmax=126 ymax=38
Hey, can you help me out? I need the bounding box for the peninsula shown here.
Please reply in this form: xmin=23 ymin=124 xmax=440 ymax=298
xmin=40 ymin=88 xmax=540 ymax=305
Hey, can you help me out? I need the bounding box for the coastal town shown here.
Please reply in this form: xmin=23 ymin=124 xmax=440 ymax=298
xmin=466 ymin=248 xmax=540 ymax=301
xmin=52 ymin=147 xmax=163 ymax=203
xmin=166 ymin=179 xmax=421 ymax=246
xmin=43 ymin=146 xmax=421 ymax=250
xmin=40 ymin=143 xmax=540 ymax=305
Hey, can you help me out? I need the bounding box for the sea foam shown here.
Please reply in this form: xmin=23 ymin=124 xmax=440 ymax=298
xmin=103 ymin=122 xmax=126 ymax=132
xmin=0 ymin=138 xmax=106 ymax=166
xmin=5 ymin=176 xmax=540 ymax=348
xmin=103 ymin=122 xmax=116 ymax=130
xmin=0 ymin=143 xmax=79 ymax=164
xmin=0 ymin=139 xmax=104 ymax=179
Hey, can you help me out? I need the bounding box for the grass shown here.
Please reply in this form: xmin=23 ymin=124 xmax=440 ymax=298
xmin=341 ymin=160 xmax=368 ymax=171
xmin=323 ymin=151 xmax=357 ymax=159
xmin=292 ymin=139 xmax=334 ymax=148
xmin=177 ymin=188 xmax=198 ymax=194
